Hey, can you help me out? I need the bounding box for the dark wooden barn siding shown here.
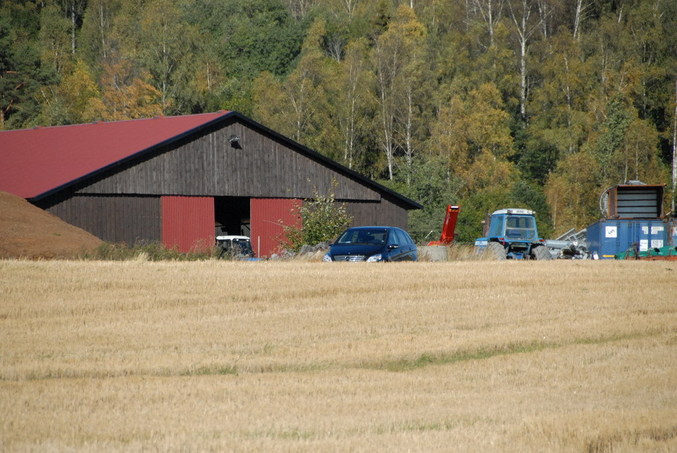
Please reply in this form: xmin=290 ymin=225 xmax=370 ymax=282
xmin=344 ymin=196 xmax=408 ymax=230
xmin=47 ymin=195 xmax=161 ymax=245
xmin=78 ymin=120 xmax=380 ymax=202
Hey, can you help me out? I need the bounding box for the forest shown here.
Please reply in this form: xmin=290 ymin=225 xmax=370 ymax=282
xmin=1 ymin=0 xmax=675 ymax=241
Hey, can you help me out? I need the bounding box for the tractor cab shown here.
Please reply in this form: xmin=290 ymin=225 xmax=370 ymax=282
xmin=475 ymin=208 xmax=550 ymax=260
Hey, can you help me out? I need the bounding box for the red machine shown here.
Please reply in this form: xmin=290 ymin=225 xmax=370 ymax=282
xmin=428 ymin=205 xmax=461 ymax=246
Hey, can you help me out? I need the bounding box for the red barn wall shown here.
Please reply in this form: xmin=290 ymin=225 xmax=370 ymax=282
xmin=250 ymin=198 xmax=301 ymax=257
xmin=162 ymin=196 xmax=215 ymax=253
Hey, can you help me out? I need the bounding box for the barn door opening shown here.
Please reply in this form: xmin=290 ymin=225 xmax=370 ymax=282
xmin=214 ymin=196 xmax=251 ymax=237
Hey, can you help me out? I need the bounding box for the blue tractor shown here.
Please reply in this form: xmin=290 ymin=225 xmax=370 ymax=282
xmin=474 ymin=208 xmax=551 ymax=260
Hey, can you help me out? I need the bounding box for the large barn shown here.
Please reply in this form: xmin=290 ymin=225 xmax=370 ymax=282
xmin=0 ymin=111 xmax=421 ymax=257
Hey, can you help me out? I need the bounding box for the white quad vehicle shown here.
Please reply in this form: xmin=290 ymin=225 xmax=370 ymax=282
xmin=216 ymin=235 xmax=255 ymax=259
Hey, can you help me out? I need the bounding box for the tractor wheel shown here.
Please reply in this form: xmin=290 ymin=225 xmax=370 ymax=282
xmin=487 ymin=242 xmax=507 ymax=260
xmin=531 ymin=245 xmax=552 ymax=260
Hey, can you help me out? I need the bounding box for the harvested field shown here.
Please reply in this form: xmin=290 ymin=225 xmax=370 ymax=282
xmin=1 ymin=260 xmax=676 ymax=451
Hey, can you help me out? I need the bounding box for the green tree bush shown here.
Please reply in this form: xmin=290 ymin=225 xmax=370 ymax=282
xmin=281 ymin=188 xmax=352 ymax=252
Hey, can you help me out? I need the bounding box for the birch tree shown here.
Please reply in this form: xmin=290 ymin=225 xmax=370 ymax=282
xmin=507 ymin=0 xmax=540 ymax=121
xmin=673 ymin=80 xmax=677 ymax=214
xmin=334 ymin=39 xmax=374 ymax=170
xmin=132 ymin=0 xmax=194 ymax=114
xmin=284 ymin=0 xmax=318 ymax=20
xmin=38 ymin=3 xmax=71 ymax=75
xmin=531 ymin=31 xmax=589 ymax=152
xmin=470 ymin=0 xmax=505 ymax=48
xmin=373 ymin=5 xmax=426 ymax=181
xmin=253 ymin=19 xmax=338 ymax=156
xmin=572 ymin=0 xmax=589 ymax=41
xmin=79 ymin=0 xmax=120 ymax=63
xmin=320 ymin=0 xmax=362 ymax=21
xmin=61 ymin=0 xmax=86 ymax=55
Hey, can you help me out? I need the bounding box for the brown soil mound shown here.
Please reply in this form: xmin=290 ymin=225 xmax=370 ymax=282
xmin=0 ymin=191 xmax=103 ymax=259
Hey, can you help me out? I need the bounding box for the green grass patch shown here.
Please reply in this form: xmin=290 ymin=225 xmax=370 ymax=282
xmin=367 ymin=341 xmax=552 ymax=372
xmin=82 ymin=241 xmax=222 ymax=261
xmin=362 ymin=330 xmax=664 ymax=372
xmin=179 ymin=365 xmax=238 ymax=376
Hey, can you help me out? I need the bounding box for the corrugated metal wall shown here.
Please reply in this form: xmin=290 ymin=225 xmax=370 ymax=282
xmin=250 ymin=198 xmax=301 ymax=257
xmin=45 ymin=195 xmax=161 ymax=245
xmin=161 ymin=196 xmax=215 ymax=253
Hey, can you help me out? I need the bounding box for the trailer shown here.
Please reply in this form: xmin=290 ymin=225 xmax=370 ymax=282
xmin=587 ymin=219 xmax=669 ymax=259
xmin=587 ymin=182 xmax=672 ymax=259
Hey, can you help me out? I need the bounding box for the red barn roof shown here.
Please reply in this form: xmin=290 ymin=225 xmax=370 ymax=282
xmin=0 ymin=111 xmax=229 ymax=199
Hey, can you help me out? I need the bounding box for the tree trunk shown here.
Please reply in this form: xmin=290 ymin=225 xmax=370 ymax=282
xmin=405 ymin=85 xmax=414 ymax=185
xmin=519 ymin=31 xmax=527 ymax=120
xmin=375 ymin=42 xmax=395 ymax=180
xmin=508 ymin=0 xmax=535 ymax=122
xmin=672 ymin=81 xmax=677 ymax=216
xmin=473 ymin=0 xmax=503 ymax=48
xmin=573 ymin=0 xmax=585 ymax=41
xmin=71 ymin=4 xmax=76 ymax=54
xmin=536 ymin=0 xmax=549 ymax=38
xmin=99 ymin=2 xmax=106 ymax=59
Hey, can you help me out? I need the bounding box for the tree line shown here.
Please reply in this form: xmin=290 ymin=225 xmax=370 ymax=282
xmin=1 ymin=0 xmax=675 ymax=241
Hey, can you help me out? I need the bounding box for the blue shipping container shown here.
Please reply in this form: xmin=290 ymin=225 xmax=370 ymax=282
xmin=586 ymin=219 xmax=669 ymax=259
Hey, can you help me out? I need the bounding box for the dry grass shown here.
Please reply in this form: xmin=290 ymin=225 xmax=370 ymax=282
xmin=417 ymin=243 xmax=502 ymax=262
xmin=1 ymin=259 xmax=675 ymax=452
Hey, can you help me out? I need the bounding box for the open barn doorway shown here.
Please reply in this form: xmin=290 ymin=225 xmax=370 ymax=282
xmin=214 ymin=197 xmax=251 ymax=237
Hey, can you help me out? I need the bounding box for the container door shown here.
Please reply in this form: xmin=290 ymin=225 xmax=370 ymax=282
xmin=600 ymin=221 xmax=621 ymax=259
xmin=618 ymin=221 xmax=633 ymax=254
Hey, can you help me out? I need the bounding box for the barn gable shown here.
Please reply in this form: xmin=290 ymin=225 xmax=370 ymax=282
xmin=74 ymin=115 xmax=381 ymax=201
xmin=0 ymin=112 xmax=421 ymax=256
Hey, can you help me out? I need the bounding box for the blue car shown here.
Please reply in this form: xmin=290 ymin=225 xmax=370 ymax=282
xmin=323 ymin=226 xmax=418 ymax=262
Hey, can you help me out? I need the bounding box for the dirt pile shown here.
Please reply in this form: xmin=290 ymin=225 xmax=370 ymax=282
xmin=0 ymin=191 xmax=103 ymax=259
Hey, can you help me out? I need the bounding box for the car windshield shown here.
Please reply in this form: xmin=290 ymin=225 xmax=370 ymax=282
xmin=218 ymin=238 xmax=253 ymax=255
xmin=505 ymin=216 xmax=536 ymax=240
xmin=336 ymin=228 xmax=388 ymax=245
xmin=232 ymin=239 xmax=253 ymax=254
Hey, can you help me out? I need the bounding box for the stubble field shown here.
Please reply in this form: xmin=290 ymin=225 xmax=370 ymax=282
xmin=0 ymin=259 xmax=675 ymax=452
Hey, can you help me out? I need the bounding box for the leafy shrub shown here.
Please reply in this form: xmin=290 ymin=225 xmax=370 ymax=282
xmin=281 ymin=188 xmax=352 ymax=252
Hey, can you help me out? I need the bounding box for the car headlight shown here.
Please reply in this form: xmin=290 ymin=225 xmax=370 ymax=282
xmin=322 ymin=253 xmax=332 ymax=262
xmin=366 ymin=253 xmax=383 ymax=262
